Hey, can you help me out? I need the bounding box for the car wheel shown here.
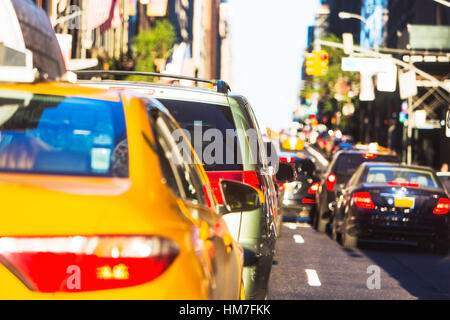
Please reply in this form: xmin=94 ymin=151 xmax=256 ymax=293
xmin=342 ymin=222 xmax=358 ymax=248
xmin=317 ymin=216 xmax=328 ymax=233
xmin=417 ymin=240 xmax=431 ymax=253
xmin=311 ymin=206 xmax=318 ymax=229
xmin=331 ymin=218 xmax=341 ymax=243
xmin=434 ymin=240 xmax=449 ymax=255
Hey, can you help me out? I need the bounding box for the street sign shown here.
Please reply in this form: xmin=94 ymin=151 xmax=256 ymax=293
xmin=341 ymin=57 xmax=393 ymax=74
xmin=342 ymin=33 xmax=353 ymax=55
xmin=360 ymin=72 xmax=375 ymax=101
xmin=376 ymin=63 xmax=397 ymax=92
xmin=399 ymin=70 xmax=417 ymax=99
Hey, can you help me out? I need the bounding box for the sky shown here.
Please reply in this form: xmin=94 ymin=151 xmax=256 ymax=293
xmin=228 ymin=0 xmax=320 ymax=132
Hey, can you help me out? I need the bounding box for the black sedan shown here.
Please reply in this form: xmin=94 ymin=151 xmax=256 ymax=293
xmin=278 ymin=152 xmax=321 ymax=220
xmin=332 ymin=163 xmax=449 ymax=254
xmin=314 ymin=149 xmax=400 ymax=233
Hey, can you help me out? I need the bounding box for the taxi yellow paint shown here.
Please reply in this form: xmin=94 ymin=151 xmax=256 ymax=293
xmin=0 ymin=82 xmax=243 ymax=299
xmin=281 ymin=136 xmax=304 ymax=151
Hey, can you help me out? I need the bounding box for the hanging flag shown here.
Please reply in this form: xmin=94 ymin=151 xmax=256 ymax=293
xmin=86 ymin=0 xmax=121 ymax=33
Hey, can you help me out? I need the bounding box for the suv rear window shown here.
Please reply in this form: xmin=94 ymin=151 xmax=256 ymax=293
xmin=0 ymin=91 xmax=128 ymax=177
xmin=158 ymin=99 xmax=243 ymax=171
xmin=334 ymin=153 xmax=398 ymax=176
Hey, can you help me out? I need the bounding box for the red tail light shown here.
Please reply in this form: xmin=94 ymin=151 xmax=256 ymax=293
xmin=243 ymin=171 xmax=264 ymax=191
xmin=0 ymin=236 xmax=178 ymax=292
xmin=325 ymin=174 xmax=337 ymax=191
xmin=363 ymin=152 xmax=377 ymax=159
xmin=206 ymin=171 xmax=244 ymax=204
xmin=279 ymin=156 xmax=294 ymax=163
xmin=433 ymin=198 xmax=449 ymax=215
xmin=308 ymin=182 xmax=320 ymax=194
xmin=352 ymin=192 xmax=375 ymax=209
xmin=302 ymin=198 xmax=316 ymax=204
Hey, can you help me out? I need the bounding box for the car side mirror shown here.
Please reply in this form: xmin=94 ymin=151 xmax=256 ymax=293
xmin=219 ymin=180 xmax=262 ymax=214
xmin=275 ymin=162 xmax=297 ymax=184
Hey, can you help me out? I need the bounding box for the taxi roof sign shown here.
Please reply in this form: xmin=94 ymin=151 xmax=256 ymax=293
xmin=0 ymin=0 xmax=35 ymax=82
xmin=0 ymin=0 xmax=67 ymax=83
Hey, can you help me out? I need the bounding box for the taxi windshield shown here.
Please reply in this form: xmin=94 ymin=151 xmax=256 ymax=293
xmin=0 ymin=91 xmax=128 ymax=177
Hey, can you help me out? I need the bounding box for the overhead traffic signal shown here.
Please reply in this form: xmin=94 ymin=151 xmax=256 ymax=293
xmin=305 ymin=50 xmax=328 ymax=76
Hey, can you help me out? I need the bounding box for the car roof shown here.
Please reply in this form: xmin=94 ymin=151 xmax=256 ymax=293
xmin=78 ymin=80 xmax=230 ymax=106
xmin=0 ymin=81 xmax=122 ymax=102
xmin=361 ymin=162 xmax=436 ymax=172
xmin=278 ymin=151 xmax=311 ymax=161
xmin=335 ymin=149 xmax=397 ymax=157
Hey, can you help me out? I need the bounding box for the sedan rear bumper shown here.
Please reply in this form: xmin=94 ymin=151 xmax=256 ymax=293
xmin=347 ymin=210 xmax=449 ymax=241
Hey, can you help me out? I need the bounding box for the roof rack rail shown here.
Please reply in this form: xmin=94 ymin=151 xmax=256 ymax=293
xmin=75 ymin=70 xmax=231 ymax=94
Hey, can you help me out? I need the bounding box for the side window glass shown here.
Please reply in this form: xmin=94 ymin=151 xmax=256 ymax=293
xmin=147 ymin=107 xmax=203 ymax=204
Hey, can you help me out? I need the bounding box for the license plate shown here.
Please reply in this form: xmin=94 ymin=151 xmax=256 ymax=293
xmin=394 ymin=197 xmax=415 ymax=208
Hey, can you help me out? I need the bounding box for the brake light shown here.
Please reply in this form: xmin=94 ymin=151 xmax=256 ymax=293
xmin=387 ymin=181 xmax=419 ymax=188
xmin=352 ymin=192 xmax=375 ymax=209
xmin=0 ymin=236 xmax=178 ymax=292
xmin=243 ymin=171 xmax=263 ymax=191
xmin=302 ymin=198 xmax=316 ymax=204
xmin=206 ymin=171 xmax=243 ymax=204
xmin=279 ymin=156 xmax=294 ymax=163
xmin=363 ymin=153 xmax=377 ymax=159
xmin=433 ymin=198 xmax=449 ymax=215
xmin=308 ymin=182 xmax=320 ymax=194
xmin=325 ymin=174 xmax=337 ymax=191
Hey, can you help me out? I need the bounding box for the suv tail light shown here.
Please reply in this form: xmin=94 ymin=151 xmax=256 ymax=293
xmin=0 ymin=236 xmax=178 ymax=292
xmin=308 ymin=182 xmax=320 ymax=194
xmin=206 ymin=171 xmax=243 ymax=204
xmin=433 ymin=198 xmax=449 ymax=215
xmin=279 ymin=156 xmax=294 ymax=163
xmin=325 ymin=174 xmax=337 ymax=191
xmin=206 ymin=171 xmax=263 ymax=205
xmin=243 ymin=171 xmax=264 ymax=191
xmin=352 ymin=192 xmax=375 ymax=209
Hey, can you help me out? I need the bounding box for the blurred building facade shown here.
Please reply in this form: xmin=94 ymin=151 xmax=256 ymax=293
xmin=31 ymin=0 xmax=226 ymax=80
xmin=359 ymin=0 xmax=450 ymax=169
xmin=305 ymin=0 xmax=449 ymax=170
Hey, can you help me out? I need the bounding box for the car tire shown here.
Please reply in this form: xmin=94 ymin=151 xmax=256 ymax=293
xmin=434 ymin=240 xmax=449 ymax=255
xmin=342 ymin=222 xmax=358 ymax=248
xmin=331 ymin=219 xmax=341 ymax=243
xmin=317 ymin=216 xmax=328 ymax=233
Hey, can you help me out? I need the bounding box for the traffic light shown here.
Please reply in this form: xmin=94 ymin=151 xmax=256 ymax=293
xmin=318 ymin=50 xmax=328 ymax=76
xmin=305 ymin=52 xmax=316 ymax=76
xmin=305 ymin=50 xmax=328 ymax=76
xmin=305 ymin=93 xmax=311 ymax=105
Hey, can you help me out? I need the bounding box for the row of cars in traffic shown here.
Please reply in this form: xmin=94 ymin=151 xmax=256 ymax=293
xmin=0 ymin=0 xmax=297 ymax=299
xmin=278 ymin=135 xmax=449 ymax=254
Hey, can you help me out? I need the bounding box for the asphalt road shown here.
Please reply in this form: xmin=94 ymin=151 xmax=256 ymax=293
xmin=268 ymin=145 xmax=450 ymax=300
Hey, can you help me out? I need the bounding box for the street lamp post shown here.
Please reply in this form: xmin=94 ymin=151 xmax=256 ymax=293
xmin=338 ymin=11 xmax=368 ymax=25
xmin=338 ymin=11 xmax=379 ymax=51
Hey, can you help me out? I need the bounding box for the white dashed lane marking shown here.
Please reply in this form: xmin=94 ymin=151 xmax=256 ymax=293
xmin=293 ymin=234 xmax=305 ymax=244
xmin=305 ymin=269 xmax=322 ymax=287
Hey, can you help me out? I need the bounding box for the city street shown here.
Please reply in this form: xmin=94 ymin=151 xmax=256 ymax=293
xmin=1 ymin=0 xmax=449 ymax=302
xmin=269 ymin=146 xmax=450 ymax=300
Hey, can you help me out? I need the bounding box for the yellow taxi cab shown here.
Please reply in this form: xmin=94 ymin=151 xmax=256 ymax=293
xmin=280 ymin=135 xmax=305 ymax=151
xmin=0 ymin=0 xmax=253 ymax=299
xmin=0 ymin=81 xmax=253 ymax=299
